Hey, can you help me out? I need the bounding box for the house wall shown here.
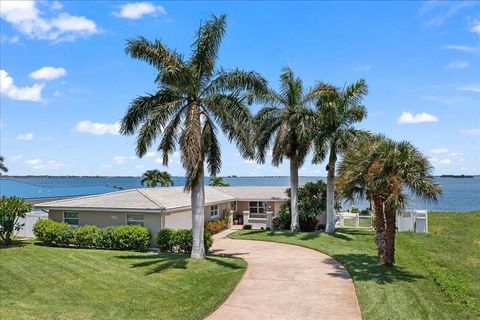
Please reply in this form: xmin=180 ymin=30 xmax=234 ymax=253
xmin=237 ymin=201 xmax=286 ymax=215
xmin=164 ymin=201 xmax=233 ymax=230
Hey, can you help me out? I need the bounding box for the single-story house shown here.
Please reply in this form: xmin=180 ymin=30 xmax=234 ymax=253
xmin=35 ymin=186 xmax=289 ymax=247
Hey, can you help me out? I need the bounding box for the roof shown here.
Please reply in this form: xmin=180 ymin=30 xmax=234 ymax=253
xmin=35 ymin=186 xmax=288 ymax=212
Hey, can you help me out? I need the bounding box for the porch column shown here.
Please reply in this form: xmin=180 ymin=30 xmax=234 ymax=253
xmin=243 ymin=211 xmax=249 ymax=225
xmin=266 ymin=211 xmax=273 ymax=229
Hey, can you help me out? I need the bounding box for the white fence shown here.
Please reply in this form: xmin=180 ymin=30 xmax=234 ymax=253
xmin=336 ymin=209 xmax=429 ymax=233
xmin=396 ymin=210 xmax=428 ymax=233
xmin=16 ymin=210 xmax=48 ymax=238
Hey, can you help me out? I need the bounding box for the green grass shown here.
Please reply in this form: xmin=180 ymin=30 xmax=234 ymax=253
xmin=230 ymin=211 xmax=480 ymax=320
xmin=0 ymin=242 xmax=246 ymax=320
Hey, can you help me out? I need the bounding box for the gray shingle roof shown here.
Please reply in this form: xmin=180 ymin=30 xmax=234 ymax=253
xmin=35 ymin=186 xmax=288 ymax=212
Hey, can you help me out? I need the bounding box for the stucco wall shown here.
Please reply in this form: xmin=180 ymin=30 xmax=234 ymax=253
xmin=237 ymin=201 xmax=286 ymax=214
xmin=164 ymin=210 xmax=192 ymax=229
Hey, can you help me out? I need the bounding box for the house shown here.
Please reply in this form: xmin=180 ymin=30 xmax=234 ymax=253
xmin=35 ymin=186 xmax=289 ymax=246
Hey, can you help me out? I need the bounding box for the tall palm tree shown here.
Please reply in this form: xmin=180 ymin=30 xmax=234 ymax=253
xmin=313 ymin=80 xmax=368 ymax=234
xmin=141 ymin=169 xmax=173 ymax=187
xmin=338 ymin=135 xmax=441 ymax=266
xmin=120 ymin=14 xmax=267 ymax=259
xmin=255 ymin=67 xmax=318 ymax=231
xmin=209 ymin=176 xmax=230 ymax=187
xmin=0 ymin=156 xmax=8 ymax=174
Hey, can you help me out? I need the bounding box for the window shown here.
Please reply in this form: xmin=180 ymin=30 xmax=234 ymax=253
xmin=249 ymin=201 xmax=267 ymax=214
xmin=210 ymin=205 xmax=219 ymax=218
xmin=127 ymin=214 xmax=144 ymax=226
xmin=63 ymin=212 xmax=79 ymax=227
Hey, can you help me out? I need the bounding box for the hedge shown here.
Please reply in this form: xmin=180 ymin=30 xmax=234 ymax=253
xmin=33 ymin=219 xmax=150 ymax=251
xmin=156 ymin=228 xmax=213 ymax=253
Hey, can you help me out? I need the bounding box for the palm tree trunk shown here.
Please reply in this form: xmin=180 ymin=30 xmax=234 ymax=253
xmin=325 ymin=159 xmax=336 ymax=234
xmin=384 ymin=205 xmax=396 ymax=267
xmin=290 ymin=154 xmax=300 ymax=232
xmin=190 ymin=167 xmax=205 ymax=259
xmin=373 ymin=196 xmax=386 ymax=264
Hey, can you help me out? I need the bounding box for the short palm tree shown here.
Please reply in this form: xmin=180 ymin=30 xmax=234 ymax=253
xmin=313 ymin=80 xmax=368 ymax=234
xmin=209 ymin=176 xmax=230 ymax=187
xmin=120 ymin=14 xmax=267 ymax=259
xmin=141 ymin=170 xmax=173 ymax=187
xmin=255 ymin=67 xmax=318 ymax=231
xmin=0 ymin=156 xmax=7 ymax=174
xmin=338 ymin=135 xmax=441 ymax=266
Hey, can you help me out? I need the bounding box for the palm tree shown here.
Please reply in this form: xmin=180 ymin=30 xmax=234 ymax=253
xmin=338 ymin=135 xmax=441 ymax=266
xmin=313 ymin=80 xmax=368 ymax=234
xmin=120 ymin=14 xmax=267 ymax=259
xmin=0 ymin=156 xmax=8 ymax=174
xmin=209 ymin=176 xmax=230 ymax=186
xmin=255 ymin=67 xmax=318 ymax=231
xmin=141 ymin=170 xmax=173 ymax=187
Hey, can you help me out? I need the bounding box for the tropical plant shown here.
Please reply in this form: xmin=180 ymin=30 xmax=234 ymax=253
xmin=0 ymin=155 xmax=7 ymax=174
xmin=255 ymin=67 xmax=319 ymax=231
xmin=313 ymin=79 xmax=368 ymax=234
xmin=338 ymin=134 xmax=441 ymax=266
xmin=120 ymin=14 xmax=267 ymax=259
xmin=209 ymin=176 xmax=230 ymax=186
xmin=0 ymin=196 xmax=33 ymax=245
xmin=141 ymin=169 xmax=173 ymax=187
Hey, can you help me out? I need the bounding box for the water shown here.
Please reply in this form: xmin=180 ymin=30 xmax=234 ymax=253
xmin=1 ymin=176 xmax=478 ymax=212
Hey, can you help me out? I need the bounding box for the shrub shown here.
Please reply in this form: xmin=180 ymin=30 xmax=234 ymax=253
xmin=156 ymin=228 xmax=174 ymax=252
xmin=74 ymin=225 xmax=100 ymax=248
xmin=34 ymin=220 xmax=150 ymax=251
xmin=0 ymin=196 xmax=33 ymax=246
xmin=205 ymin=219 xmax=227 ymax=235
xmin=155 ymin=229 xmax=213 ymax=254
xmin=243 ymin=224 xmax=252 ymax=230
xmin=222 ymin=209 xmax=232 ymax=227
xmin=271 ymin=217 xmax=282 ymax=230
xmin=109 ymin=225 xmax=150 ymax=251
xmin=33 ymin=219 xmax=73 ymax=247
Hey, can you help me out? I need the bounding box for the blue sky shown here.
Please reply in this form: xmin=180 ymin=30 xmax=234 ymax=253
xmin=1 ymin=1 xmax=479 ymax=176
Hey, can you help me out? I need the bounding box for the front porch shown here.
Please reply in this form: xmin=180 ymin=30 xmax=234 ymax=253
xmin=230 ymin=201 xmax=278 ymax=229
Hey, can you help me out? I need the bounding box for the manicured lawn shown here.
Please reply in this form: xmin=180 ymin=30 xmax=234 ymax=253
xmin=0 ymin=243 xmax=246 ymax=320
xmin=230 ymin=211 xmax=480 ymax=320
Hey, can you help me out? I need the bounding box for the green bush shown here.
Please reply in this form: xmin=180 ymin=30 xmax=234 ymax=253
xmin=74 ymin=225 xmax=100 ymax=248
xmin=271 ymin=217 xmax=282 ymax=230
xmin=109 ymin=225 xmax=150 ymax=251
xmin=155 ymin=229 xmax=213 ymax=254
xmin=156 ymin=228 xmax=174 ymax=252
xmin=33 ymin=219 xmax=73 ymax=247
xmin=205 ymin=219 xmax=227 ymax=235
xmin=34 ymin=220 xmax=150 ymax=251
xmin=243 ymin=224 xmax=252 ymax=230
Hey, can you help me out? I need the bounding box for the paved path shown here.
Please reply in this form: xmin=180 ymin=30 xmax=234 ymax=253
xmin=206 ymin=230 xmax=362 ymax=320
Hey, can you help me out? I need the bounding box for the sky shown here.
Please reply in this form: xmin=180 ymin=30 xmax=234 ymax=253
xmin=1 ymin=1 xmax=479 ymax=177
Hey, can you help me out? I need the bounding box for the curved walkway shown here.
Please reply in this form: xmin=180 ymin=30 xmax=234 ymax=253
xmin=206 ymin=229 xmax=362 ymax=320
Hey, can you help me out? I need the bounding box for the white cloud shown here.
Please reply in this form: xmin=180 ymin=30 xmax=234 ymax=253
xmin=129 ymin=156 xmax=137 ymax=160
xmin=145 ymin=151 xmax=155 ymax=157
xmin=74 ymin=120 xmax=120 ymax=135
xmin=113 ymin=2 xmax=166 ymax=20
xmin=135 ymin=165 xmax=144 ymax=170
xmin=16 ymin=133 xmax=34 ymax=140
xmin=11 ymin=155 xmax=22 ymax=160
xmin=446 ymin=60 xmax=469 ymax=69
xmin=429 ymin=148 xmax=448 ymax=154
xmin=1 ymin=34 xmax=20 ymax=43
xmin=461 ymin=128 xmax=480 ymax=136
xmin=353 ymin=65 xmax=371 ymax=72
xmin=24 ymin=159 xmax=42 ymax=165
xmin=0 ymin=1 xmax=99 ymax=42
xmin=51 ymin=1 xmax=63 ymax=10
xmin=470 ymin=19 xmax=480 ymax=34
xmin=154 ymin=157 xmax=163 ymax=164
xmin=430 ymin=157 xmax=452 ymax=165
xmin=113 ymin=156 xmax=126 ymax=164
xmin=244 ymin=159 xmax=256 ymax=164
xmin=29 ymin=66 xmax=66 ymax=80
xmin=0 ymin=70 xmax=43 ymax=101
xmin=450 ymin=152 xmax=464 ymax=157
xmin=456 ymin=84 xmax=480 ymax=93
xmin=397 ymin=112 xmax=439 ymax=124
xmin=442 ymin=45 xmax=480 ymax=54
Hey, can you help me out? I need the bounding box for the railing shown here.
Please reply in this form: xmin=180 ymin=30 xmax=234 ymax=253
xmin=243 ymin=210 xmax=274 ymax=229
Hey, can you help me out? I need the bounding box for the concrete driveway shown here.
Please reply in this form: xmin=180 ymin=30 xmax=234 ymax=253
xmin=206 ymin=230 xmax=362 ymax=320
